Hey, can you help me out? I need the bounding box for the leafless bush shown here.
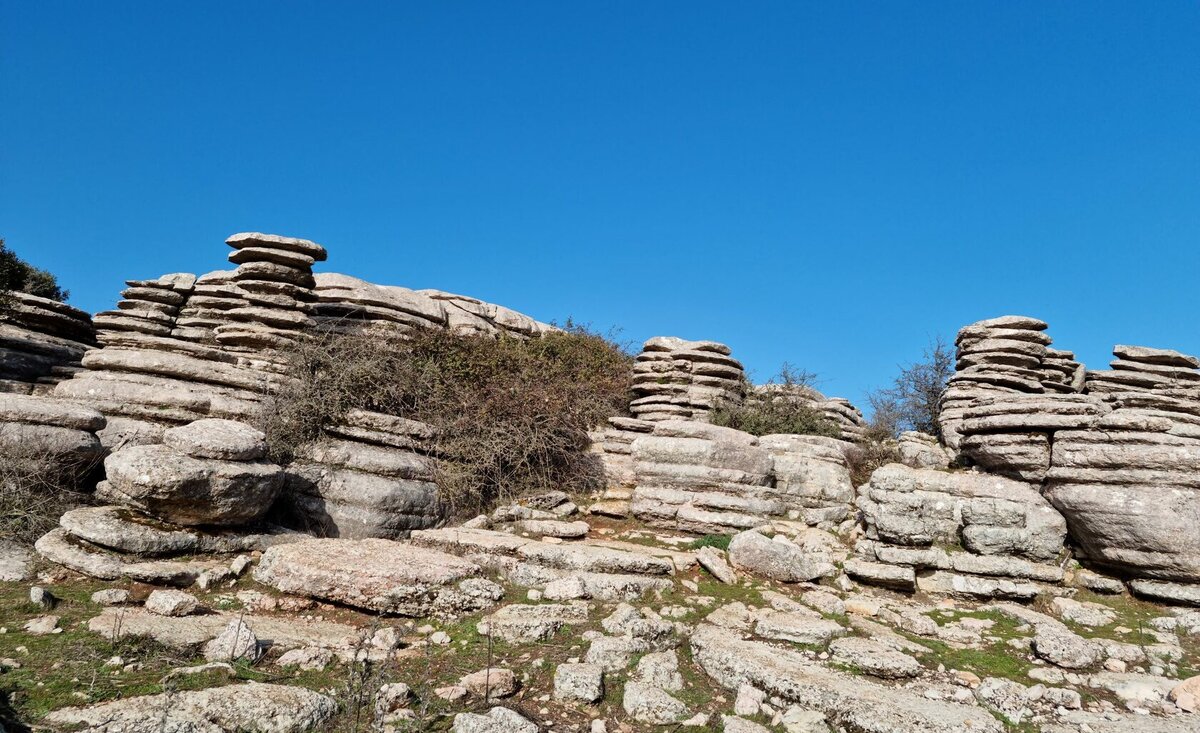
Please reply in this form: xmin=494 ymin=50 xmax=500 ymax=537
xmin=710 ymin=363 xmax=838 ymax=438
xmin=0 ymin=430 xmax=96 ymax=543
xmin=260 ymin=321 xmax=633 ymax=518
xmin=867 ymin=335 xmax=954 ymax=439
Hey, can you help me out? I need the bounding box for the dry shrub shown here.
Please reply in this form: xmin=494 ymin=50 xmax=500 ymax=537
xmin=260 ymin=321 xmax=632 ymax=517
xmin=710 ymin=363 xmax=839 ymax=438
xmin=0 ymin=430 xmax=96 ymax=544
xmin=843 ymin=433 xmax=901 ymax=487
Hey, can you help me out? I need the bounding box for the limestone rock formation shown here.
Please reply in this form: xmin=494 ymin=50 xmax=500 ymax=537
xmin=936 ymin=317 xmax=1200 ymax=603
xmin=100 ymin=419 xmax=283 ymax=526
xmin=629 ymin=337 xmax=745 ymax=423
xmin=0 ymin=393 xmax=106 ymax=485
xmin=273 ymin=410 xmax=442 ymax=539
xmin=628 ymin=421 xmax=854 ymax=533
xmin=855 ymin=463 xmax=1068 ymax=598
xmin=0 ymin=291 xmax=95 ymax=395
xmin=35 ymin=418 xmax=294 ymax=584
xmin=312 ymin=273 xmax=555 ymax=339
xmin=939 ymin=316 xmax=1085 ymax=457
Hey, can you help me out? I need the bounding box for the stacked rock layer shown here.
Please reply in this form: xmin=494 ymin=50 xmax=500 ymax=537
xmin=1045 ymin=344 xmax=1200 ymax=603
xmin=311 ymin=273 xmax=555 ymax=340
xmin=939 ymin=316 xmax=1085 ymax=458
xmin=854 ymin=463 xmax=1068 ymax=599
xmin=751 ymin=384 xmax=868 ymax=443
xmin=0 ymin=393 xmax=106 ymax=487
xmin=629 ymin=337 xmax=745 ymax=423
xmin=928 ymin=314 xmax=1200 ymax=605
xmin=0 ymin=292 xmax=95 ymax=395
xmin=274 ymin=409 xmax=442 ymax=539
xmin=628 ymin=421 xmax=854 ymax=533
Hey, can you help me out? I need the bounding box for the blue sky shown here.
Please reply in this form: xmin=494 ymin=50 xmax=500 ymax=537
xmin=3 ymin=2 xmax=1198 ymax=409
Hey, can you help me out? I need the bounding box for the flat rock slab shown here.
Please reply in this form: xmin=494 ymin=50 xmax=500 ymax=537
xmin=59 ymin=505 xmax=279 ymax=556
xmin=164 ymin=418 xmax=268 ymax=461
xmin=0 ymin=540 xmax=34 ymax=581
xmin=516 ymin=541 xmax=674 ymax=576
xmin=35 ymin=527 xmax=225 ymax=585
xmin=411 ymin=527 xmax=534 ymax=555
xmin=690 ymin=624 xmax=1003 ymax=733
xmin=87 ymin=607 xmax=361 ymax=652
xmin=43 ymin=682 xmax=336 ymax=732
xmin=254 ymin=538 xmax=483 ymax=615
xmin=0 ymin=393 xmax=105 ymax=430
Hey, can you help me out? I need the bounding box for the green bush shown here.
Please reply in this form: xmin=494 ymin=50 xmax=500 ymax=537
xmin=261 ymin=321 xmax=633 ymax=517
xmin=0 ymin=238 xmax=69 ymax=304
xmin=710 ymin=363 xmax=839 ymax=438
xmin=689 ymin=534 xmax=732 ymax=551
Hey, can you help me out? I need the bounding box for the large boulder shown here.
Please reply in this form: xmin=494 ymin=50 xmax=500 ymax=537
xmin=101 ymin=419 xmax=283 ymax=526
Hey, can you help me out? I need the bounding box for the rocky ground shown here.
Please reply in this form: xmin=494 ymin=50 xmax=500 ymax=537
xmin=3 ymin=506 xmax=1199 ymax=733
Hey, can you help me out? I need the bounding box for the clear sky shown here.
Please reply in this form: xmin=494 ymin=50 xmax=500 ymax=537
xmin=3 ymin=2 xmax=1198 ymax=410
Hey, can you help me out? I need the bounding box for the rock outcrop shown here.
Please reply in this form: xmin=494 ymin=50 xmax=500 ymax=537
xmin=629 ymin=337 xmax=745 ymax=423
xmin=0 ymin=292 xmax=95 ymax=395
xmin=274 ymin=410 xmax=442 ymax=539
xmin=35 ymin=418 xmax=293 ymax=585
xmin=628 ymin=421 xmax=854 ymax=533
xmin=936 ymin=317 xmax=1200 ymax=604
xmin=855 ymin=463 xmax=1068 ymax=598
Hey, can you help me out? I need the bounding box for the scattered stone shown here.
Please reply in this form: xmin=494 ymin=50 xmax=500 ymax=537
xmin=452 ymin=706 xmax=538 ymax=733
xmin=634 ymin=650 xmax=684 ymax=692
xmin=203 ymin=618 xmax=259 ymax=662
xmin=276 ymin=647 xmax=334 ymax=671
xmin=828 ymin=637 xmax=923 ymax=679
xmin=696 ymin=546 xmax=738 ymax=584
xmin=29 ymin=586 xmax=55 ymax=610
xmin=144 ymin=589 xmax=199 ymax=617
xmin=23 ymin=615 xmax=60 ymax=635
xmin=460 ymin=668 xmax=518 ymax=699
xmin=622 ymin=681 xmax=689 ymax=724
xmin=0 ymin=541 xmax=34 ymax=582
xmin=554 ymin=662 xmax=604 ymax=702
xmin=91 ymin=588 xmax=131 ymax=605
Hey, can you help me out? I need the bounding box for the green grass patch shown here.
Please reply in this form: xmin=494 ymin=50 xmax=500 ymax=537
xmin=689 ymin=534 xmax=732 ymax=551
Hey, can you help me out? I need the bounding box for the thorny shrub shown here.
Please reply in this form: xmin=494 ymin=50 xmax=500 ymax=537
xmin=259 ymin=321 xmax=632 ymax=518
xmin=709 ymin=363 xmax=839 ymax=438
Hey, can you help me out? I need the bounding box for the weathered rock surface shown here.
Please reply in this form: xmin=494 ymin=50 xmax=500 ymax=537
xmin=630 ymin=420 xmax=855 ymax=533
xmin=42 ymin=682 xmax=336 ymax=732
xmin=102 ymin=440 xmax=283 ymax=526
xmin=690 ymin=624 xmax=1003 ymax=733
xmin=253 ymin=538 xmax=487 ymax=615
